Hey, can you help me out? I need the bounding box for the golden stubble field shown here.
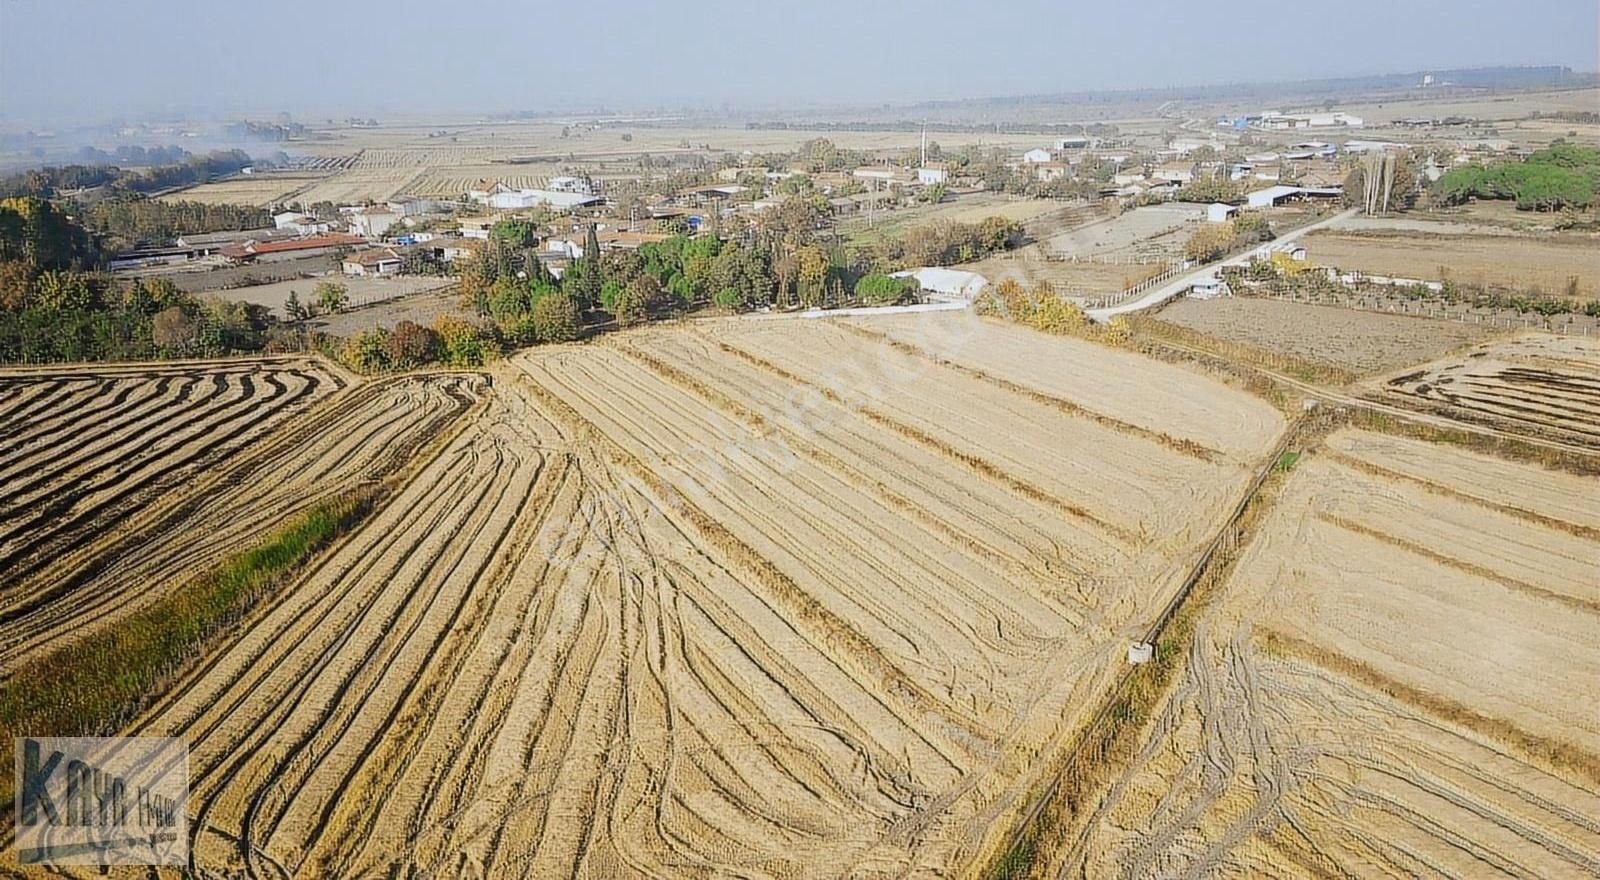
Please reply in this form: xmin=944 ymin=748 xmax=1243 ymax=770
xmin=1070 ymin=426 xmax=1600 ymax=878
xmin=2 ymin=313 xmax=1285 ymax=878
xmin=155 ymin=173 xmax=327 ymax=206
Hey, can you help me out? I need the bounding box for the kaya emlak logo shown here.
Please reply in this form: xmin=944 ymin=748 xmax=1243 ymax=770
xmin=15 ymin=736 xmax=189 ymax=866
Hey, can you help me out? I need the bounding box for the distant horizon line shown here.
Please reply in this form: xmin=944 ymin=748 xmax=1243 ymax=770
xmin=2 ymin=62 xmax=1594 ymax=131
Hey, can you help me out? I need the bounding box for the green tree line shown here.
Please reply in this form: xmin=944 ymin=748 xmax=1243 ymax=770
xmin=84 ymin=198 xmax=274 ymax=248
xmin=0 ymin=197 xmax=274 ymax=363
xmin=1433 ymin=142 xmax=1600 ymax=211
xmin=0 ymin=149 xmax=256 ymax=200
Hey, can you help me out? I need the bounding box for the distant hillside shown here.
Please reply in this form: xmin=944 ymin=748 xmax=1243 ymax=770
xmin=908 ymin=66 xmax=1594 ymax=111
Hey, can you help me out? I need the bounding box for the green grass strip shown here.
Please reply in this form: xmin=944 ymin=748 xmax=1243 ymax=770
xmin=0 ymin=490 xmax=375 ymax=800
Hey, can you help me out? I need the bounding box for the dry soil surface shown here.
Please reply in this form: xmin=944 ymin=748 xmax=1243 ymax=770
xmin=1157 ymin=296 xmax=1498 ymax=373
xmin=1303 ymin=230 xmax=1600 ymax=298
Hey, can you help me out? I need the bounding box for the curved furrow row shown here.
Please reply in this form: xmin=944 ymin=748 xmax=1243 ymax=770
xmin=157 ymin=444 xmax=499 ymax=874
xmin=0 ymin=360 xmax=342 ymax=586
xmin=256 ymin=438 xmax=543 ymax=874
xmin=0 ymin=374 xmax=483 ymax=676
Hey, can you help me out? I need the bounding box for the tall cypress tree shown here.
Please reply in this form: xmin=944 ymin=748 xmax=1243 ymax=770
xmin=576 ymin=223 xmax=604 ymax=310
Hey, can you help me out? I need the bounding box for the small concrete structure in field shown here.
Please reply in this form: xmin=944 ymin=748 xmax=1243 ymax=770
xmin=1189 ymin=276 xmax=1231 ymax=300
xmin=1127 ymin=642 xmax=1155 ymax=665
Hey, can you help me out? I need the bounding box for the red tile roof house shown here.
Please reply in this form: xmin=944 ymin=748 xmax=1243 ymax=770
xmin=218 ymin=233 xmax=368 ymax=263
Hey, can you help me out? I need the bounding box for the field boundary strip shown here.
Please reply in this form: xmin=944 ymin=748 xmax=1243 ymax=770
xmin=979 ymin=413 xmax=1310 ymax=878
xmin=1316 ymin=511 xmax=1600 ymax=615
xmin=1324 ymin=450 xmax=1600 ymax=541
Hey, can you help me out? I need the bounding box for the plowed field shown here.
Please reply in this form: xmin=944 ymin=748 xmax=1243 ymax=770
xmin=1371 ymin=333 xmax=1600 ymax=448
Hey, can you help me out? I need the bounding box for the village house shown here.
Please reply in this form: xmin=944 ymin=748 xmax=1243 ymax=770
xmin=387 ymin=197 xmax=451 ymax=217
xmin=1151 ymin=163 xmax=1194 ymax=185
xmin=467 ymin=179 xmax=507 ymax=201
xmin=889 ymin=267 xmax=989 ymax=302
xmin=673 ymin=184 xmax=746 ymax=206
xmin=342 ymin=247 xmax=404 ymax=277
xmin=1256 ymin=111 xmax=1363 ymax=130
xmin=547 ymin=175 xmax=594 ymax=194
xmin=852 ymin=166 xmax=914 ymax=186
xmin=176 ymin=227 xmax=301 ymax=256
xmin=458 ymin=217 xmax=497 ymax=240
xmin=486 ymin=188 xmax=603 ymax=211
xmin=1246 ymin=184 xmax=1343 ymax=209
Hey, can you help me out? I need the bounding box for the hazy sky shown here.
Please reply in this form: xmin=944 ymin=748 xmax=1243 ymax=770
xmin=2 ymin=0 xmax=1596 ymax=123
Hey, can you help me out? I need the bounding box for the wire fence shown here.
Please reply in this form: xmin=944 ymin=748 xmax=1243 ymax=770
xmin=1253 ymin=288 xmax=1599 ymax=335
xmin=1084 ymin=261 xmax=1193 ymax=309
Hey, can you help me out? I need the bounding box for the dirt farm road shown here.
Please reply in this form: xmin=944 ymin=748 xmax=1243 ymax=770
xmin=1088 ymin=208 xmax=1361 ymax=322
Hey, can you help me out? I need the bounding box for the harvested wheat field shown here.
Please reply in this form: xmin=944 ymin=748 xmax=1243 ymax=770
xmin=0 ymin=371 xmax=484 ymax=675
xmin=1070 ymin=428 xmax=1600 ymax=879
xmin=90 ymin=314 xmax=1282 ymax=878
xmin=0 ymin=358 xmax=347 ymax=589
xmin=291 ymin=167 xmax=425 ymax=205
xmin=156 ymin=174 xmax=326 ymax=206
xmin=1371 ymin=333 xmax=1600 ymax=447
xmin=400 ymin=168 xmax=553 ymax=197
